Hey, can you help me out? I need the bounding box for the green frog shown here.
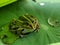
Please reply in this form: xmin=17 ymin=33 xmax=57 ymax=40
xmin=9 ymin=14 xmax=40 ymax=37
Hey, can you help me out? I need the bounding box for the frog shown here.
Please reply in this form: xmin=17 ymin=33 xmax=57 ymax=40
xmin=9 ymin=14 xmax=40 ymax=37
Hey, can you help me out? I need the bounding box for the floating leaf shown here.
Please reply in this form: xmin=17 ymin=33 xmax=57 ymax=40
xmin=0 ymin=0 xmax=60 ymax=45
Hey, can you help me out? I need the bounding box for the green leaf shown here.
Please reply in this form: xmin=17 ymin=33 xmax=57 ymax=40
xmin=0 ymin=0 xmax=17 ymax=7
xmin=0 ymin=0 xmax=60 ymax=45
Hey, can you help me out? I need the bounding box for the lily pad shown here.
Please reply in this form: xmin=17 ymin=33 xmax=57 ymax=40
xmin=0 ymin=0 xmax=60 ymax=45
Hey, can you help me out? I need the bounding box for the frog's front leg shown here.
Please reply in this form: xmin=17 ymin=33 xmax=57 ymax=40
xmin=17 ymin=28 xmax=24 ymax=38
